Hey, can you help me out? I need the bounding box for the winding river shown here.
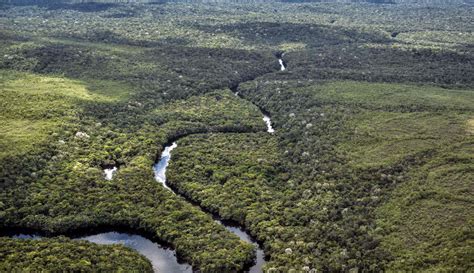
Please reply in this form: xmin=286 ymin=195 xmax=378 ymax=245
xmin=104 ymin=55 xmax=278 ymax=273
xmin=10 ymin=115 xmax=273 ymax=273
xmin=12 ymin=232 xmax=191 ymax=273
xmin=7 ymin=55 xmax=285 ymax=273
xmin=153 ymin=140 xmax=266 ymax=273
xmin=153 ymin=142 xmax=178 ymax=193
xmin=79 ymin=232 xmax=191 ymax=273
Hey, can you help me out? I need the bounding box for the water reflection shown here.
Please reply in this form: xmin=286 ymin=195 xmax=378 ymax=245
xmin=80 ymin=232 xmax=191 ymax=273
xmin=154 ymin=142 xmax=266 ymax=272
xmin=278 ymin=59 xmax=286 ymax=71
xmin=263 ymin=115 xmax=275 ymax=133
xmin=217 ymin=220 xmax=265 ymax=273
xmin=104 ymin=167 xmax=117 ymax=180
xmin=153 ymin=142 xmax=177 ymax=193
xmin=12 ymin=232 xmax=192 ymax=273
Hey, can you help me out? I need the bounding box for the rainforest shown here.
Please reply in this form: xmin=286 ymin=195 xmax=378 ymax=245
xmin=0 ymin=0 xmax=473 ymax=272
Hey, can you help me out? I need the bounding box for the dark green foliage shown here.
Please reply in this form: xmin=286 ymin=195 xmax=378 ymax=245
xmin=235 ymin=77 xmax=473 ymax=271
xmin=282 ymin=46 xmax=474 ymax=87
xmin=0 ymin=69 xmax=264 ymax=272
xmin=0 ymin=1 xmax=473 ymax=272
xmin=0 ymin=237 xmax=153 ymax=272
xmin=192 ymin=21 xmax=391 ymax=48
xmin=168 ymin=133 xmax=283 ymax=225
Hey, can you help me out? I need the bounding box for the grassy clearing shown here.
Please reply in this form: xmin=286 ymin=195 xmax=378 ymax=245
xmin=376 ymin=141 xmax=474 ymax=272
xmin=0 ymin=119 xmax=56 ymax=160
xmin=0 ymin=70 xmax=128 ymax=106
xmin=318 ymin=81 xmax=474 ymax=271
xmin=396 ymin=31 xmax=474 ymax=49
xmin=309 ymin=81 xmax=474 ymax=111
xmin=341 ymin=111 xmax=470 ymax=168
xmin=84 ymin=79 xmax=133 ymax=101
xmin=0 ymin=69 xmax=130 ymax=160
xmin=467 ymin=119 xmax=474 ymax=134
xmin=301 ymin=81 xmax=474 ymax=168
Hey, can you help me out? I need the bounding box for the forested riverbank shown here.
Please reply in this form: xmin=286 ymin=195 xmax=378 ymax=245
xmin=1 ymin=1 xmax=473 ymax=272
xmin=0 ymin=236 xmax=153 ymax=272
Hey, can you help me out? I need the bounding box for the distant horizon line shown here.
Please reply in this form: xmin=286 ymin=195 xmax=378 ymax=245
xmin=2 ymin=0 xmax=473 ymax=6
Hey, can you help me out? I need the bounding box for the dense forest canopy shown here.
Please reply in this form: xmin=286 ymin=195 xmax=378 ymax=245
xmin=0 ymin=0 xmax=473 ymax=272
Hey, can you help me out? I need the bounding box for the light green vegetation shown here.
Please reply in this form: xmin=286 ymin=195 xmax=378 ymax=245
xmin=308 ymin=81 xmax=474 ymax=111
xmin=325 ymin=81 xmax=474 ymax=270
xmin=82 ymin=79 xmax=134 ymax=101
xmin=1 ymin=70 xmax=125 ymax=102
xmin=376 ymin=141 xmax=474 ymax=272
xmin=397 ymin=31 xmax=474 ymax=49
xmin=0 ymin=70 xmax=130 ymax=160
xmin=235 ymin=74 xmax=473 ymax=271
xmin=0 ymin=64 xmax=266 ymax=271
xmin=313 ymin=81 xmax=474 ymax=168
xmin=0 ymin=119 xmax=55 ymax=160
xmin=467 ymin=119 xmax=474 ymax=134
xmin=342 ymin=111 xmax=470 ymax=168
xmin=0 ymin=1 xmax=473 ymax=272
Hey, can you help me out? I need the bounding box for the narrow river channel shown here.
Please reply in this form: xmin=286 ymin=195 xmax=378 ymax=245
xmin=12 ymin=232 xmax=191 ymax=273
xmin=7 ymin=55 xmax=285 ymax=273
xmin=278 ymin=59 xmax=286 ymax=71
xmin=153 ymin=139 xmax=266 ymax=273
